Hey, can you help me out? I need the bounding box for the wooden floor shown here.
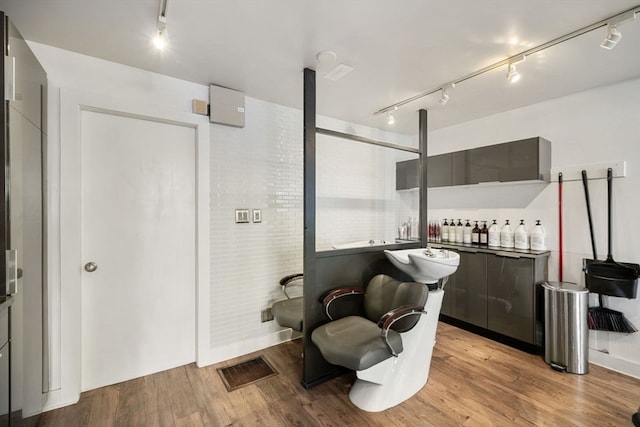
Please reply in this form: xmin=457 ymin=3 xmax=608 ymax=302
xmin=37 ymin=323 xmax=640 ymax=426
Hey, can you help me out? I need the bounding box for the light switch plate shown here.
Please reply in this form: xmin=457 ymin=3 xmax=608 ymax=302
xmin=235 ymin=209 xmax=250 ymax=223
xmin=252 ymin=209 xmax=262 ymax=223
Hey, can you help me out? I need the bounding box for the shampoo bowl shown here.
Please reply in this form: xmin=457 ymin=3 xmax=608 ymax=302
xmin=384 ymin=248 xmax=460 ymax=284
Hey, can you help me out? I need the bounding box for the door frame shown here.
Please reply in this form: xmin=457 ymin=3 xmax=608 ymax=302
xmin=55 ymin=89 xmax=210 ymax=406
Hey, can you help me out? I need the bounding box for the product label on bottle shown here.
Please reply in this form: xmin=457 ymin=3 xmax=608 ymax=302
xmin=500 ymin=231 xmax=514 ymax=248
xmin=480 ymin=233 xmax=488 ymax=245
xmin=488 ymin=231 xmax=500 ymax=247
xmin=531 ymin=235 xmax=546 ymax=251
xmin=515 ymin=234 xmax=529 ymax=250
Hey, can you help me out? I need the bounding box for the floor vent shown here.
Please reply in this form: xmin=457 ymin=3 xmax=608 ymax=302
xmin=217 ymin=356 xmax=278 ymax=392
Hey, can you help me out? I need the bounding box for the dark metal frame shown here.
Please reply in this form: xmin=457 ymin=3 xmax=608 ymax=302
xmin=302 ymin=67 xmax=429 ymax=387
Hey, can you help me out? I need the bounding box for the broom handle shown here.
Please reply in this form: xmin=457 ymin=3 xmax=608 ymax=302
xmin=607 ymin=168 xmax=612 ymax=260
xmin=559 ymin=172 xmax=563 ymax=282
xmin=581 ymin=170 xmax=597 ymax=260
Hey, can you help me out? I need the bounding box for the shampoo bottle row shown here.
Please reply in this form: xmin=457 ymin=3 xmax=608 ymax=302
xmin=437 ymin=218 xmax=547 ymax=251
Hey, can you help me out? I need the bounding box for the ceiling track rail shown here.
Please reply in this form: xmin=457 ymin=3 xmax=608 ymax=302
xmin=373 ymin=5 xmax=640 ymax=116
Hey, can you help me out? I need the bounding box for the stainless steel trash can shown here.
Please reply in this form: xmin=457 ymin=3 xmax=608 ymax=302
xmin=542 ymin=281 xmax=589 ymax=374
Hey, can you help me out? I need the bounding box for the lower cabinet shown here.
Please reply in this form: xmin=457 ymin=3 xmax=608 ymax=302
xmin=449 ymin=251 xmax=487 ymax=328
xmin=487 ymin=254 xmax=537 ymax=343
xmin=440 ymin=246 xmax=548 ymax=351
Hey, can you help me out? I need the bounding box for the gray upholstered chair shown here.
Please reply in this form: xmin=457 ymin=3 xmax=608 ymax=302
xmin=311 ymin=274 xmax=428 ymax=371
xmin=311 ymin=273 xmax=445 ymax=412
xmin=271 ymin=273 xmax=304 ymax=331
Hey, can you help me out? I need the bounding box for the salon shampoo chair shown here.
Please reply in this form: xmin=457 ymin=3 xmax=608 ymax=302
xmin=271 ymin=273 xmax=304 ymax=331
xmin=311 ymin=274 xmax=444 ymax=412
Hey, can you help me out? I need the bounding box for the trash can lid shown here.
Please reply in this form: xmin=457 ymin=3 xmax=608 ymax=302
xmin=541 ymin=281 xmax=589 ymax=293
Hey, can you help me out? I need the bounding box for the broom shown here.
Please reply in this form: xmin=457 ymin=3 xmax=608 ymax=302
xmin=582 ymin=170 xmax=637 ymax=333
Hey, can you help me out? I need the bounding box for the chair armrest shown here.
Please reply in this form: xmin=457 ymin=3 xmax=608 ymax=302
xmin=377 ymin=305 xmax=426 ymax=357
xmin=320 ymin=287 xmax=365 ymax=320
xmin=280 ymin=273 xmax=303 ymax=299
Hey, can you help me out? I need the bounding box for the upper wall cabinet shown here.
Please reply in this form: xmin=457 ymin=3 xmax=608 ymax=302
xmin=426 ymin=137 xmax=551 ymax=188
xmin=396 ymin=137 xmax=552 ymax=208
xmin=466 ymin=137 xmax=551 ymax=185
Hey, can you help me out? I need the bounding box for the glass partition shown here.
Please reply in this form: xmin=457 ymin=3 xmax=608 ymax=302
xmin=315 ymin=130 xmax=420 ymax=251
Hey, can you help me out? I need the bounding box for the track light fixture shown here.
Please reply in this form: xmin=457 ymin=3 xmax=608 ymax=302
xmin=600 ymin=10 xmax=636 ymax=50
xmin=600 ymin=24 xmax=622 ymax=49
xmin=153 ymin=0 xmax=169 ymax=50
xmin=506 ymin=55 xmax=525 ymax=83
xmin=439 ymin=83 xmax=455 ymax=105
xmin=387 ymin=110 xmax=395 ymax=125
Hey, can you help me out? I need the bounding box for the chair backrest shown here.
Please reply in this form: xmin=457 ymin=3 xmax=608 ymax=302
xmin=364 ymin=274 xmax=429 ymax=331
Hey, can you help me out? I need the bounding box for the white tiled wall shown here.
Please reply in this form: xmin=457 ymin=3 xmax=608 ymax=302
xmin=209 ymin=98 xmax=304 ymax=348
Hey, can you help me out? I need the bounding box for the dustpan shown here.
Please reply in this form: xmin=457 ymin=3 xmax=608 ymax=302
xmin=584 ymin=169 xmax=639 ymax=297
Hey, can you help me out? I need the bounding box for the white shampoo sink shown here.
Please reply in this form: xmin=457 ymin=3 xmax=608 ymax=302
xmin=384 ymin=248 xmax=460 ymax=284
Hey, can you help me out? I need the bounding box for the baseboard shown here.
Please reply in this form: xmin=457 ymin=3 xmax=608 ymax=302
xmin=589 ymin=349 xmax=640 ymax=379
xmin=42 ymin=388 xmax=80 ymax=413
xmin=197 ymin=329 xmax=294 ymax=367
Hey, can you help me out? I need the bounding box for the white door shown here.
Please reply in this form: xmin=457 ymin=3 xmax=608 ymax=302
xmin=80 ymin=110 xmax=196 ymax=391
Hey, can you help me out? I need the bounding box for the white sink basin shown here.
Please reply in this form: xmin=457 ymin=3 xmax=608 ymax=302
xmin=384 ymin=247 xmax=460 ymax=284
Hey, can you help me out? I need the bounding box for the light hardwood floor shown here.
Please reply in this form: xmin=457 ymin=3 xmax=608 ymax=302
xmin=37 ymin=322 xmax=640 ymax=426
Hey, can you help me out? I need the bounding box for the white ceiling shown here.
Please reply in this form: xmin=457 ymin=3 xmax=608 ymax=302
xmin=1 ymin=0 xmax=639 ymax=134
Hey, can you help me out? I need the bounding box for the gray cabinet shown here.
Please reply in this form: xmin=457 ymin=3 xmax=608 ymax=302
xmin=449 ymin=251 xmax=487 ymax=328
xmin=426 ymin=152 xmax=467 ymax=188
xmin=394 ymin=137 xmax=551 ymax=189
xmin=437 ymin=244 xmax=548 ymax=349
xmin=396 ymin=158 xmax=420 ymax=190
xmin=486 ymin=254 xmax=546 ymax=343
xmin=467 ymin=137 xmax=550 ymax=184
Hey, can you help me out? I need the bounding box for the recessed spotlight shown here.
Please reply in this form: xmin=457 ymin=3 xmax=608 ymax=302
xmin=315 ymin=50 xmax=337 ymax=64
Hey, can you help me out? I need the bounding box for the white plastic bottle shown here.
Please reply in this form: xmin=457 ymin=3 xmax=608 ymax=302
xmin=455 ymin=219 xmax=464 ymax=244
xmin=441 ymin=219 xmax=449 ymax=242
xmin=530 ymin=220 xmax=547 ymax=251
xmin=514 ymin=219 xmax=529 ymax=250
xmin=488 ymin=220 xmax=500 ymax=247
xmin=463 ymin=219 xmax=472 ymax=244
xmin=500 ymin=219 xmax=514 ymax=248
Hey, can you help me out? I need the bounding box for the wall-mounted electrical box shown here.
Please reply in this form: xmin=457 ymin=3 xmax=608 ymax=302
xmin=210 ymin=84 xmax=245 ymax=127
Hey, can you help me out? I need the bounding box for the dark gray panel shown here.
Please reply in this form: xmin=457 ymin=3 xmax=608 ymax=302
xmin=302 ymin=246 xmax=418 ymax=387
xmin=467 ymin=143 xmax=509 ymax=184
xmin=396 ymin=158 xmax=419 ymax=190
xmin=486 ymin=255 xmax=535 ymax=343
xmin=426 ymin=154 xmax=451 ymax=188
xmin=449 ymin=252 xmax=487 ymax=328
xmin=451 ymin=151 xmax=468 ymax=186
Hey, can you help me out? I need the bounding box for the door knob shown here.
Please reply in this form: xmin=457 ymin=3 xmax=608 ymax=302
xmin=84 ymin=262 xmax=98 ymax=272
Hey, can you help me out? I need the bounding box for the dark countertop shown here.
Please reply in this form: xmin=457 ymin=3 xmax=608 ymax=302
xmin=428 ymin=242 xmax=551 ymax=259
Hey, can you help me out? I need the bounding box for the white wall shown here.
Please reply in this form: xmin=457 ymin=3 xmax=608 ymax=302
xmin=29 ymin=42 xmax=306 ymax=408
xmin=428 ymin=78 xmax=640 ymax=377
